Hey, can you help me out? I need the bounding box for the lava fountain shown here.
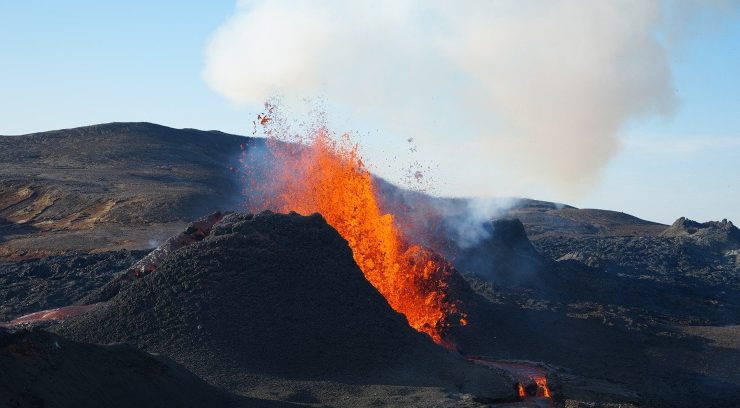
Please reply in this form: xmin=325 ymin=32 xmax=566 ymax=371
xmin=239 ymin=111 xmax=466 ymax=346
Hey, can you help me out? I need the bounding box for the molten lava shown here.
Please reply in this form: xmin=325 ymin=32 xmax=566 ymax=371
xmin=535 ymin=377 xmax=552 ymax=398
xmin=242 ymin=122 xmax=465 ymax=345
xmin=468 ymin=357 xmax=552 ymax=400
xmin=517 ymin=377 xmax=551 ymax=399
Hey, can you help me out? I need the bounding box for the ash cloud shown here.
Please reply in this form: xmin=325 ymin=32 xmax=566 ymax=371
xmin=203 ymin=0 xmax=733 ymax=196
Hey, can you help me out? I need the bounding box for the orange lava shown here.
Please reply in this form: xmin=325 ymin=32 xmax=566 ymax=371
xmin=466 ymin=357 xmax=552 ymax=399
xmin=517 ymin=377 xmax=550 ymax=398
xmin=246 ymin=124 xmax=464 ymax=345
xmin=534 ymin=376 xmax=552 ymax=398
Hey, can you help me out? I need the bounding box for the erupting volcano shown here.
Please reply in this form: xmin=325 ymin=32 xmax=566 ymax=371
xmin=239 ymin=113 xmax=465 ymax=345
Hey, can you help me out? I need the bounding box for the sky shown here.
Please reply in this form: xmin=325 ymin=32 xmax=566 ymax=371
xmin=1 ymin=1 xmax=738 ymax=225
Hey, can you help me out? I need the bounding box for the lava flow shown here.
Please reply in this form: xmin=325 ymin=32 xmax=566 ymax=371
xmin=470 ymin=357 xmax=552 ymax=399
xmin=536 ymin=377 xmax=552 ymax=398
xmin=241 ymin=117 xmax=465 ymax=345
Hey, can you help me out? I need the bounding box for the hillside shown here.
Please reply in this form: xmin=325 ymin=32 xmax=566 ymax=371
xmin=0 ymin=123 xmax=249 ymax=258
xmin=1 ymin=123 xmax=738 ymax=407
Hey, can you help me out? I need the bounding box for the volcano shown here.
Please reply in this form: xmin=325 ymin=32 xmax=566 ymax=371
xmin=54 ymin=211 xmax=517 ymax=401
xmin=2 ymin=123 xmax=739 ymax=407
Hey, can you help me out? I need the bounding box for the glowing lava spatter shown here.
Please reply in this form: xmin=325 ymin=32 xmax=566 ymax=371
xmin=241 ymin=112 xmax=465 ymax=345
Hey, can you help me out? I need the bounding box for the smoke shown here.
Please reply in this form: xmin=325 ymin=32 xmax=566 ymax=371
xmin=450 ymin=197 xmax=522 ymax=249
xmin=203 ymin=0 xmax=732 ymax=196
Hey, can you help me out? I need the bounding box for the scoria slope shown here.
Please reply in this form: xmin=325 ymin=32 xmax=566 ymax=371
xmin=54 ymin=211 xmax=517 ymax=403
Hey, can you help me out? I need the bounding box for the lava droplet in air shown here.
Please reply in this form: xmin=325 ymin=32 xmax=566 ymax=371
xmin=240 ymin=110 xmax=465 ymax=346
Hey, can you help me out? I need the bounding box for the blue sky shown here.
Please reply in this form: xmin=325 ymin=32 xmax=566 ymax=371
xmin=0 ymin=2 xmax=242 ymax=133
xmin=1 ymin=1 xmax=738 ymax=224
xmin=587 ymin=15 xmax=740 ymax=225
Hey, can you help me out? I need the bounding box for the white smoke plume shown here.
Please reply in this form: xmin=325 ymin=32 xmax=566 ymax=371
xmin=202 ymin=0 xmax=733 ymax=196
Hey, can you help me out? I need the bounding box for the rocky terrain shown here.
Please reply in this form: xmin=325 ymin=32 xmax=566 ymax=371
xmin=451 ymin=222 xmax=740 ymax=407
xmin=1 ymin=123 xmax=738 ymax=407
xmin=448 ymin=213 xmax=739 ymax=405
xmin=0 ymin=122 xmax=249 ymax=259
xmin=0 ymin=328 xmax=253 ymax=408
xmin=0 ymin=250 xmax=146 ymax=321
xmin=56 ymin=211 xmax=517 ymax=401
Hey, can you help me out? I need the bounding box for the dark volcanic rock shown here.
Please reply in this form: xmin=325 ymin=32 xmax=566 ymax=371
xmin=55 ymin=211 xmax=516 ymax=401
xmin=79 ymin=212 xmax=224 ymax=305
xmin=661 ymin=217 xmax=740 ymax=249
xmin=0 ymin=328 xmax=238 ymax=408
xmin=417 ymin=214 xmax=740 ymax=407
xmin=0 ymin=250 xmax=146 ymax=321
xmin=461 ymin=224 xmax=740 ymax=407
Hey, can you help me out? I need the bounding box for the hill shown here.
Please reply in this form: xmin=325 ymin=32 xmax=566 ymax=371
xmin=0 ymin=123 xmax=249 ymax=258
xmin=2 ymin=123 xmax=738 ymax=407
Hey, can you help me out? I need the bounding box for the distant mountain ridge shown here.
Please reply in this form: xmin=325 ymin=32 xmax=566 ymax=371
xmin=0 ymin=122 xmax=251 ymax=258
xmin=0 ymin=122 xmax=731 ymax=260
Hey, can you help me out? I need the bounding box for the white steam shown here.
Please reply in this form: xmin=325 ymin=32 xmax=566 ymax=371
xmin=202 ymin=0 xmax=730 ymax=195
